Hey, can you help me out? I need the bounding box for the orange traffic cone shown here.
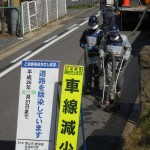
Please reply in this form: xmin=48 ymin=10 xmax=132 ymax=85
xmin=122 ymin=0 xmax=131 ymax=6
xmin=144 ymin=0 xmax=150 ymax=4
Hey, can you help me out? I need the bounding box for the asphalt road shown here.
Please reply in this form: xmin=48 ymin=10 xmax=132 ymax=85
xmin=0 ymin=6 xmax=149 ymax=150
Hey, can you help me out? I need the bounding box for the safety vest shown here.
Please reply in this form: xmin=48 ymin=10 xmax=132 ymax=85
xmin=105 ymin=37 xmax=124 ymax=57
xmin=86 ymin=29 xmax=101 ymax=48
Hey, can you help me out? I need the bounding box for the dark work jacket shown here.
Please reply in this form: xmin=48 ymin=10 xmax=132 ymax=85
xmin=80 ymin=28 xmax=102 ymax=57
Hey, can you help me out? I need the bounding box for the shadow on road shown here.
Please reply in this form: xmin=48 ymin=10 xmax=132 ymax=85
xmin=78 ymin=101 xmax=136 ymax=150
xmin=79 ymin=135 xmax=124 ymax=150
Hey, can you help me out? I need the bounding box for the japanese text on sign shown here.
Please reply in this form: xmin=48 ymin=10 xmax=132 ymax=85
xmin=16 ymin=60 xmax=60 ymax=150
xmin=56 ymin=65 xmax=84 ymax=150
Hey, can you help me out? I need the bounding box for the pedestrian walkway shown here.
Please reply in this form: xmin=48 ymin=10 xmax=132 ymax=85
xmin=0 ymin=34 xmax=19 ymax=52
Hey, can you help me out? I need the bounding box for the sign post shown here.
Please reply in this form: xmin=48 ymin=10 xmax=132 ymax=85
xmin=16 ymin=60 xmax=60 ymax=150
xmin=56 ymin=65 xmax=84 ymax=150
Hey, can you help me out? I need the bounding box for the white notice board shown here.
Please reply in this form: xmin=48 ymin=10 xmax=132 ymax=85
xmin=15 ymin=60 xmax=60 ymax=150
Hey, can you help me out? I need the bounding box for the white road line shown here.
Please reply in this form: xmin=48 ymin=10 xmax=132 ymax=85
xmin=0 ymin=26 xmax=79 ymax=78
xmin=43 ymin=35 xmax=58 ymax=43
xmin=96 ymin=14 xmax=100 ymax=17
xmin=0 ymin=12 xmax=100 ymax=79
xmin=11 ymin=51 xmax=31 ymax=63
xmin=96 ymin=11 xmax=100 ymax=16
xmin=79 ymin=20 xmax=88 ymax=27
xmin=18 ymin=37 xmax=24 ymax=40
xmin=67 ymin=24 xmax=78 ymax=30
xmin=79 ymin=12 xmax=100 ymax=27
xmin=84 ymin=17 xmax=89 ymax=20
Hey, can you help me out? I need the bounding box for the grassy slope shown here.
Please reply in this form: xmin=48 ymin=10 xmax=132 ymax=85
xmin=124 ymin=106 xmax=150 ymax=150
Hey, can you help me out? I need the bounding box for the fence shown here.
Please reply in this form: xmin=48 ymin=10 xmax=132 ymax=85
xmin=21 ymin=0 xmax=66 ymax=35
xmin=0 ymin=0 xmax=66 ymax=36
